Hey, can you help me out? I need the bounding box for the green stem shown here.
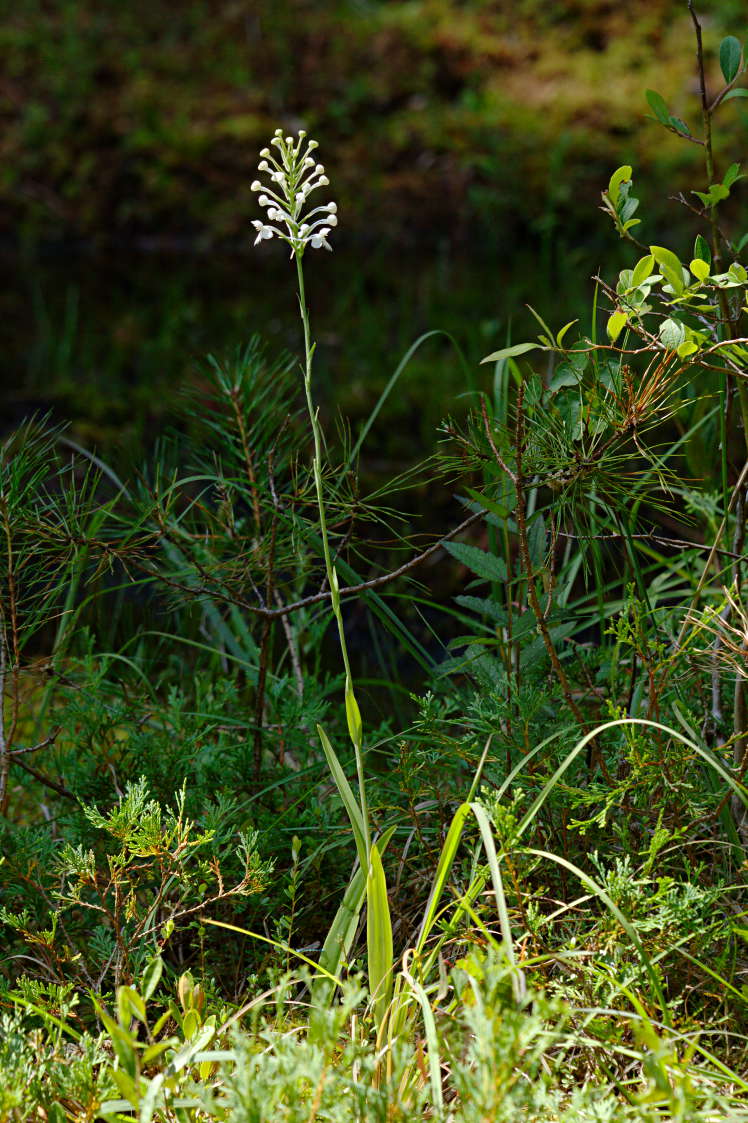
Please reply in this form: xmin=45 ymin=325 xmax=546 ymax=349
xmin=295 ymin=252 xmax=371 ymax=858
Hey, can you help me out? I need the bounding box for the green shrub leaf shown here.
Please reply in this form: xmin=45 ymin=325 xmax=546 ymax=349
xmin=645 ymin=89 xmax=670 ymax=124
xmin=480 ymin=342 xmax=540 ymax=364
xmin=606 ymin=310 xmax=627 ymax=342
xmin=720 ymin=36 xmax=742 ymax=84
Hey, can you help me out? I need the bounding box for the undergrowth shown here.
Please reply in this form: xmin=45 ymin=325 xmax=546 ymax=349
xmin=1 ymin=7 xmax=748 ymax=1121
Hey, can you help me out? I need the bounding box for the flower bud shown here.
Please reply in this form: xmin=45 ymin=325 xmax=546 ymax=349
xmin=251 ymin=180 xmax=262 ymax=191
xmin=327 ymin=202 xmax=337 ymax=213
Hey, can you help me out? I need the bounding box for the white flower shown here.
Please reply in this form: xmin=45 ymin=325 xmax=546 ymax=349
xmin=310 ymin=228 xmax=332 ymax=251
xmin=252 ymin=130 xmax=338 ymax=257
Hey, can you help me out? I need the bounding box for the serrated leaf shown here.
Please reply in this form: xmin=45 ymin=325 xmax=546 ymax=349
xmin=607 ymin=165 xmax=632 ymax=207
xmin=646 ymin=89 xmax=670 ymax=124
xmin=480 ymin=342 xmax=540 ymax=365
xmin=455 ymin=595 xmax=506 ymax=623
xmin=720 ymin=36 xmax=742 ymax=84
xmin=631 ymin=254 xmax=655 ymax=286
xmin=650 ymin=245 xmax=684 ymax=294
xmin=444 ymin=541 xmax=507 ymax=583
xmin=606 ymin=310 xmax=627 ymax=342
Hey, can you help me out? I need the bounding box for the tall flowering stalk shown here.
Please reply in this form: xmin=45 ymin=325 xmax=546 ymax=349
xmin=252 ymin=131 xmax=525 ymax=1038
xmin=252 ymin=130 xmax=371 ymax=868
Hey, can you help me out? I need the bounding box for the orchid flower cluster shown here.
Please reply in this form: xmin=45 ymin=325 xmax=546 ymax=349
xmin=251 ymin=129 xmax=337 ymax=256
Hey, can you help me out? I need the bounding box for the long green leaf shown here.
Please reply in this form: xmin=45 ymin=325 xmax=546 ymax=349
xmin=470 ymin=802 xmax=526 ymax=1001
xmin=317 ymin=724 xmax=368 ymax=869
xmin=401 ymin=953 xmax=444 ymax=1117
xmin=367 ymin=842 xmax=394 ymax=1033
xmin=310 ymin=825 xmax=396 ymax=1041
xmin=416 ymin=803 xmax=470 ymax=954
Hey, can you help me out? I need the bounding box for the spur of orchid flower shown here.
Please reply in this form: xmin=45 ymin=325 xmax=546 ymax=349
xmin=251 ymin=129 xmax=337 ymax=256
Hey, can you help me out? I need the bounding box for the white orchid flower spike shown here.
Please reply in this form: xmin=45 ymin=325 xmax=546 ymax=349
xmin=251 ymin=129 xmax=337 ymax=257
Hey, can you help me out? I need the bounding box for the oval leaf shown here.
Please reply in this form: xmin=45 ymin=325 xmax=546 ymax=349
xmin=606 ymin=310 xmax=627 ymax=342
xmin=631 ymin=254 xmax=654 ymax=287
xmin=650 ymin=245 xmax=685 ymax=294
xmin=607 ymin=164 xmax=632 ymax=206
xmin=690 ymin=258 xmax=710 ymax=282
xmin=659 ymin=318 xmax=686 ymax=349
xmin=720 ymin=36 xmax=742 ymax=84
xmin=646 ymin=89 xmax=670 ymax=124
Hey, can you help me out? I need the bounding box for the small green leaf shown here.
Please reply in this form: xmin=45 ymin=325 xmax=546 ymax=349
xmin=694 ymin=234 xmax=712 ymax=266
xmin=555 ymin=319 xmax=578 ymax=348
xmin=646 ymin=89 xmax=670 ymax=124
xmin=480 ymin=342 xmax=540 ymax=365
xmin=606 ymin=310 xmax=627 ymax=342
xmin=690 ymin=258 xmax=710 ymax=282
xmin=607 ymin=164 xmax=632 ymax=207
xmin=723 ymin=87 xmax=748 ymax=102
xmin=345 ymin=677 xmax=363 ymax=748
xmin=677 ymin=340 xmax=698 ymax=358
xmin=659 ymin=318 xmax=686 ymax=349
xmin=631 ymin=254 xmax=655 ymax=286
xmin=720 ymin=36 xmax=742 ymax=85
xmin=724 ymin=162 xmax=742 ymax=188
xmin=650 ymin=245 xmax=685 ymax=294
xmin=729 ymin=261 xmax=748 ymax=283
xmin=141 ymin=957 xmax=163 ymax=1002
xmin=669 ymin=115 xmax=691 ymax=136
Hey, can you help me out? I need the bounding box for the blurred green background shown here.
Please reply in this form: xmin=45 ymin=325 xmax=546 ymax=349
xmin=2 ymin=0 xmax=745 ymax=465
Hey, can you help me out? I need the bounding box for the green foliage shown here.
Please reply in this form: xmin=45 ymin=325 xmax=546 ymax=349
xmin=2 ymin=7 xmax=748 ymax=1121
